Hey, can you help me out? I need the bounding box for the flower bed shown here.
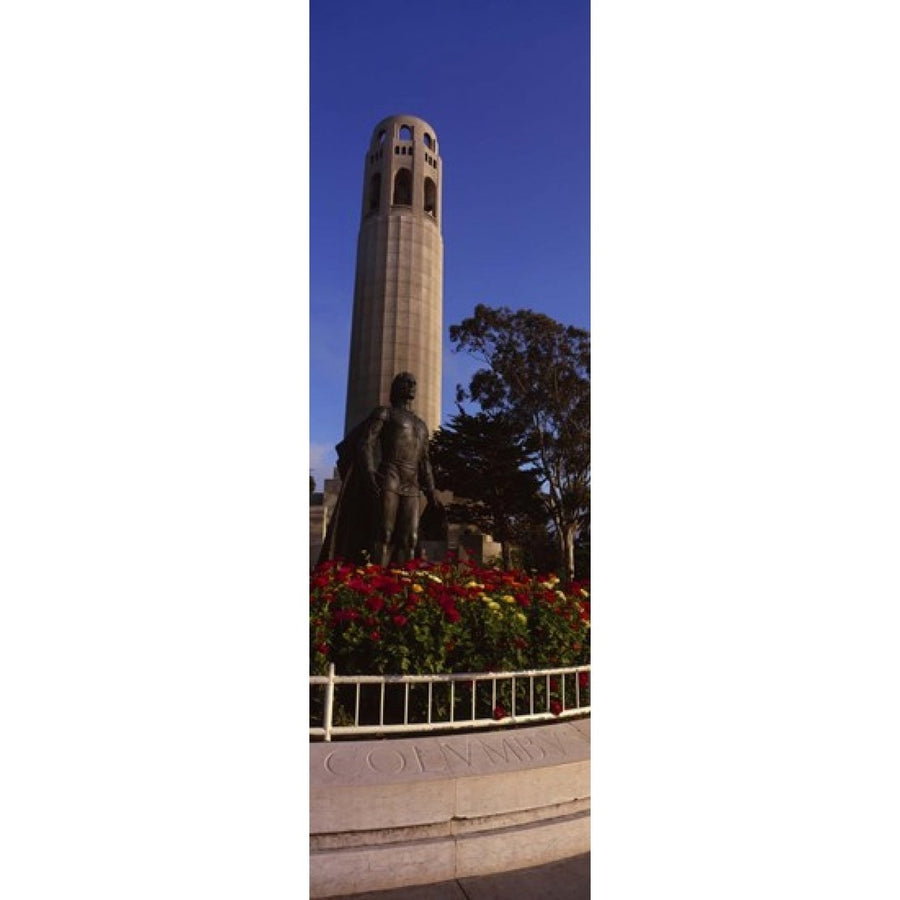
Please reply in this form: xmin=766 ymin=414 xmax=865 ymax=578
xmin=310 ymin=558 xmax=590 ymax=728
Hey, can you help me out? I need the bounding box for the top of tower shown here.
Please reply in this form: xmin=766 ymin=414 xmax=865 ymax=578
xmin=369 ymin=114 xmax=439 ymax=155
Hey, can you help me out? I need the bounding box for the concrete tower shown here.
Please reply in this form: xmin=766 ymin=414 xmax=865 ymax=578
xmin=344 ymin=114 xmax=443 ymax=436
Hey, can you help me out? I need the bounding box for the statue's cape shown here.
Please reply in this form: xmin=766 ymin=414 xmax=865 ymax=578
xmin=317 ymin=421 xmax=375 ymax=566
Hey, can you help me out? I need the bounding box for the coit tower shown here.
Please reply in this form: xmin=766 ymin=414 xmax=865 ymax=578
xmin=343 ymin=114 xmax=443 ymax=437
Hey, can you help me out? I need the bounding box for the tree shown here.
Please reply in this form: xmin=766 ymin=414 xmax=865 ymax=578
xmin=429 ymin=410 xmax=546 ymax=569
xmin=450 ymin=304 xmax=590 ymax=582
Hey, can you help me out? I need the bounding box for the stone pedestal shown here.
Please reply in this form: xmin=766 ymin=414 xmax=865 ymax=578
xmin=309 ymin=718 xmax=591 ymax=897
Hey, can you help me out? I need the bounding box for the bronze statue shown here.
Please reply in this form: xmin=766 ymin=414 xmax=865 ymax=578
xmin=318 ymin=372 xmax=444 ymax=566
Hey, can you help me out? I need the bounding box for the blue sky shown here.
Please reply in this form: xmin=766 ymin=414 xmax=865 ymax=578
xmin=309 ymin=0 xmax=590 ymax=486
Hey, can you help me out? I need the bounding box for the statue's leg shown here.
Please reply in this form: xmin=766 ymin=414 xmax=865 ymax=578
xmin=374 ymin=491 xmax=398 ymax=567
xmin=394 ymin=495 xmax=419 ymax=565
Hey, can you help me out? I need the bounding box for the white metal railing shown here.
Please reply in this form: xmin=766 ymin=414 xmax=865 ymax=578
xmin=310 ymin=663 xmax=590 ymax=741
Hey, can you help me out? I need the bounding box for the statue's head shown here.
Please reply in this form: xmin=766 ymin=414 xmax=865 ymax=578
xmin=390 ymin=371 xmax=417 ymax=405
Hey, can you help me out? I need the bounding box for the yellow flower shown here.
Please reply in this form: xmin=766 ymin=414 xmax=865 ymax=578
xmin=501 ymin=595 xmax=515 ymax=604
xmin=555 ymin=590 xmax=567 ymax=600
xmin=516 ymin=612 xmax=527 ymax=625
xmin=486 ymin=600 xmax=500 ymax=612
xmin=411 ymin=583 xmax=423 ymax=593
xmin=428 ymin=574 xmax=443 ymax=584
xmin=465 ymin=581 xmax=484 ymax=590
xmin=579 ymin=588 xmax=589 ymax=598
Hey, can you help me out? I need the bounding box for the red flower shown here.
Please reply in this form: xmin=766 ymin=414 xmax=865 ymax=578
xmin=317 ymin=643 xmax=328 ymax=655
xmin=365 ymin=594 xmax=384 ymax=612
xmin=437 ymin=595 xmax=461 ymax=622
xmin=550 ymin=700 xmax=562 ymax=716
xmin=493 ymin=705 xmax=507 ymax=720
xmin=369 ymin=630 xmax=381 ymax=642
xmin=312 ymin=575 xmax=330 ymax=588
xmin=578 ymin=671 xmax=589 ymax=689
xmin=392 ymin=614 xmax=407 ymax=627
xmin=348 ymin=577 xmax=373 ymax=594
xmin=334 ymin=563 xmax=353 ymax=582
xmin=372 ymin=574 xmax=402 ymax=593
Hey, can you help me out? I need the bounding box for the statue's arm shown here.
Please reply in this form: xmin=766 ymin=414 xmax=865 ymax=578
xmin=361 ymin=408 xmax=388 ymax=494
xmin=419 ymin=429 xmax=438 ymax=504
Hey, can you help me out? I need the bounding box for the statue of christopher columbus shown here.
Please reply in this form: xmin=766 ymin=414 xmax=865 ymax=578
xmin=319 ymin=372 xmax=445 ymax=567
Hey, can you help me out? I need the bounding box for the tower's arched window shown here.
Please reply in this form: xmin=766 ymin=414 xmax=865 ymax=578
xmin=368 ymin=172 xmax=381 ymax=213
xmin=423 ymin=133 xmax=433 ymax=149
xmin=393 ymin=168 xmax=412 ymax=206
xmin=377 ymin=129 xmax=386 ymax=145
xmin=424 ymin=177 xmax=437 ymax=217
xmin=399 ymin=124 xmax=413 ymax=142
